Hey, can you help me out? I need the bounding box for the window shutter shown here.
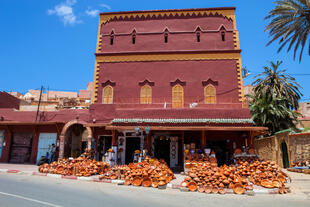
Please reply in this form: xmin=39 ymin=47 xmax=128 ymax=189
xmin=204 ymin=85 xmax=216 ymax=104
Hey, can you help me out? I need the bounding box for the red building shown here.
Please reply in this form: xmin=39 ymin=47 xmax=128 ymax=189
xmin=0 ymin=92 xmax=21 ymax=110
xmin=0 ymin=7 xmax=266 ymax=168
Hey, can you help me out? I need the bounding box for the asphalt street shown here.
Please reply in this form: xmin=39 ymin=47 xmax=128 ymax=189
xmin=0 ymin=173 xmax=309 ymax=207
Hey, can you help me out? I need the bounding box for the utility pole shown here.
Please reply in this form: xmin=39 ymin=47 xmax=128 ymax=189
xmin=35 ymin=86 xmax=43 ymax=122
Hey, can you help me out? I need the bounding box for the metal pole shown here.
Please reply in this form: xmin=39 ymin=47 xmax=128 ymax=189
xmin=35 ymin=86 xmax=43 ymax=122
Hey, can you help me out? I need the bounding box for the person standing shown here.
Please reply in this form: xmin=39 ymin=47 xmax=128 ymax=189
xmin=49 ymin=144 xmax=56 ymax=163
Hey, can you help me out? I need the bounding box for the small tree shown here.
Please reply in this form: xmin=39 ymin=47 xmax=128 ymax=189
xmin=253 ymin=60 xmax=302 ymax=110
xmin=249 ymin=60 xmax=302 ymax=135
xmin=247 ymin=92 xmax=301 ymax=135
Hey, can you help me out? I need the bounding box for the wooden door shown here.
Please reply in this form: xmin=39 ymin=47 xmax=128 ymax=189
xmin=9 ymin=133 xmax=32 ymax=163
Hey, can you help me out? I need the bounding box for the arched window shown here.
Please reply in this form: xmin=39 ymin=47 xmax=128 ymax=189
xmin=140 ymin=85 xmax=152 ymax=104
xmin=132 ymin=34 xmax=136 ymax=44
xmin=164 ymin=33 xmax=168 ymax=43
xmin=221 ymin=31 xmax=225 ymax=42
xmin=102 ymin=86 xmax=113 ymax=104
xmin=110 ymin=31 xmax=114 ymax=45
xmin=172 ymin=84 xmax=184 ymax=108
xmin=196 ymin=32 xmax=201 ymax=42
xmin=204 ymin=85 xmax=216 ymax=104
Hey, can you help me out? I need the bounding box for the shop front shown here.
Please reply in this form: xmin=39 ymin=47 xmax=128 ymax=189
xmin=103 ymin=122 xmax=267 ymax=170
xmin=117 ymin=131 xmax=144 ymax=165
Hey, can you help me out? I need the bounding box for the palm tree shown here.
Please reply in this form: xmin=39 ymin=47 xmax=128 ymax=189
xmin=265 ymin=0 xmax=310 ymax=61
xmin=253 ymin=60 xmax=302 ymax=110
xmin=247 ymin=91 xmax=301 ymax=135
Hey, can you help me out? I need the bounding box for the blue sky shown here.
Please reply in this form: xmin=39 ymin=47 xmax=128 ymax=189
xmin=0 ymin=0 xmax=309 ymax=100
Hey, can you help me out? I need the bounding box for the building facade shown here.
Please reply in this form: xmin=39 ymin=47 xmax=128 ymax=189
xmin=0 ymin=7 xmax=266 ymax=168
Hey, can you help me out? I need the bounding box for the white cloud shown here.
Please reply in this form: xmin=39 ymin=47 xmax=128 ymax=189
xmin=85 ymin=9 xmax=99 ymax=17
xmin=48 ymin=0 xmax=80 ymax=25
xmin=100 ymin=3 xmax=111 ymax=10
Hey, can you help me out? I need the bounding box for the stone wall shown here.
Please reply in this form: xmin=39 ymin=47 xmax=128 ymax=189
xmin=254 ymin=136 xmax=275 ymax=162
xmin=255 ymin=132 xmax=310 ymax=168
xmin=290 ymin=133 xmax=310 ymax=163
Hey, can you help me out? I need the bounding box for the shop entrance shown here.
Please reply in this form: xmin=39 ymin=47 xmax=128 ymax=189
xmin=154 ymin=137 xmax=170 ymax=166
xmin=125 ymin=137 xmax=140 ymax=164
xmin=64 ymin=124 xmax=88 ymax=158
xmin=206 ymin=140 xmax=229 ymax=166
xmin=98 ymin=136 xmax=112 ymax=161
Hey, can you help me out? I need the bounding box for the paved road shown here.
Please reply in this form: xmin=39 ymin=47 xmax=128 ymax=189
xmin=0 ymin=173 xmax=309 ymax=207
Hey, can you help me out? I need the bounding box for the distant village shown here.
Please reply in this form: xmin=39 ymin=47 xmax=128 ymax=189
xmin=0 ymin=82 xmax=93 ymax=111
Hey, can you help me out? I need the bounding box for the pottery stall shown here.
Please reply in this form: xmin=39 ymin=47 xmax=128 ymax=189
xmin=39 ymin=149 xmax=110 ymax=176
xmin=100 ymin=157 xmax=175 ymax=189
xmin=181 ymin=155 xmax=288 ymax=194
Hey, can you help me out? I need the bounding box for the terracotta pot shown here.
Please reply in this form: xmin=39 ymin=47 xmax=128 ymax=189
xmin=132 ymin=177 xmax=142 ymax=186
xmin=124 ymin=179 xmax=131 ymax=186
xmin=233 ymin=183 xmax=245 ymax=194
xmin=218 ymin=188 xmax=225 ymax=194
xmin=222 ymin=179 xmax=230 ymax=185
xmin=234 ymin=148 xmax=242 ymax=154
xmin=272 ymin=179 xmax=282 ymax=188
xmin=142 ymin=177 xmax=152 ymax=187
xmin=152 ymin=181 xmax=159 ymax=188
xmin=212 ymin=187 xmax=219 ymax=194
xmin=187 ymin=181 xmax=198 ymax=192
xmin=198 ymin=185 xmax=205 ymax=193
xmin=277 ymin=174 xmax=286 ymax=183
xmin=260 ymin=179 xmax=274 ymax=188
xmin=204 ymin=185 xmax=212 ymax=194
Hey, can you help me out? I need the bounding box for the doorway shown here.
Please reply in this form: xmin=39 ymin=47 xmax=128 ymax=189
xmin=154 ymin=137 xmax=170 ymax=166
xmin=64 ymin=124 xmax=86 ymax=158
xmin=206 ymin=140 xmax=228 ymax=166
xmin=125 ymin=137 xmax=140 ymax=164
xmin=281 ymin=141 xmax=289 ymax=168
xmin=98 ymin=136 xmax=112 ymax=161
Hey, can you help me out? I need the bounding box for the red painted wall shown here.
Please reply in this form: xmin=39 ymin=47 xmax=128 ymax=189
xmin=0 ymin=92 xmax=20 ymax=109
xmin=0 ymin=125 xmax=61 ymax=164
xmin=100 ymin=16 xmax=234 ymax=53
xmin=96 ymin=59 xmax=240 ymax=106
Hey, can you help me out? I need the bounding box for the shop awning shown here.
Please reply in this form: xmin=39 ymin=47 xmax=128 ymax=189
xmin=105 ymin=125 xmax=268 ymax=132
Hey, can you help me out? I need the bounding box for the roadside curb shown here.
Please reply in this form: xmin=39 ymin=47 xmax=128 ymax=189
xmin=62 ymin=175 xmax=77 ymax=180
xmin=0 ymin=169 xmax=8 ymax=173
xmin=7 ymin=170 xmax=20 ymax=174
xmin=0 ymin=168 xmax=283 ymax=194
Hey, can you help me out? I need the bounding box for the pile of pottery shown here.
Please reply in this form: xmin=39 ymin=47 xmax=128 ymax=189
xmin=100 ymin=158 xmax=175 ymax=188
xmin=181 ymin=158 xmax=288 ymax=194
xmin=288 ymin=160 xmax=310 ymax=174
xmin=38 ymin=150 xmax=110 ymax=176
xmin=290 ymin=161 xmax=309 ymax=167
xmin=99 ymin=165 xmax=131 ymax=180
